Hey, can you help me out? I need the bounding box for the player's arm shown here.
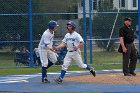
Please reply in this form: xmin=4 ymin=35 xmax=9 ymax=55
xmin=74 ymin=42 xmax=84 ymax=50
xmin=54 ymin=42 xmax=66 ymax=50
xmin=44 ymin=44 xmax=55 ymax=52
xmin=74 ymin=34 xmax=84 ymax=50
xmin=54 ymin=34 xmax=67 ymax=50
xmin=43 ymin=33 xmax=55 ymax=51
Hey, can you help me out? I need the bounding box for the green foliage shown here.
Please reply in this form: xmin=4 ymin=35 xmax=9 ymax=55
xmin=98 ymin=0 xmax=113 ymax=11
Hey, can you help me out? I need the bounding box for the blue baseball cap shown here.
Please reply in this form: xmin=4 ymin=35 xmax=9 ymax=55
xmin=48 ymin=20 xmax=59 ymax=29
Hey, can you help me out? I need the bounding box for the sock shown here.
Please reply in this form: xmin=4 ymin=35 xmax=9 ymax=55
xmin=46 ymin=60 xmax=54 ymax=69
xmin=86 ymin=65 xmax=91 ymax=71
xmin=60 ymin=70 xmax=66 ymax=79
xmin=42 ymin=67 xmax=47 ymax=79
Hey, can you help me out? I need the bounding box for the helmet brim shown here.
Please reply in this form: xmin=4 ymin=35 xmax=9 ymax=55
xmin=56 ymin=24 xmax=59 ymax=27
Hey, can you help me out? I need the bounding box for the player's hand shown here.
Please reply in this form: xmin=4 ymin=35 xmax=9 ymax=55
xmin=50 ymin=48 xmax=56 ymax=52
xmin=53 ymin=47 xmax=58 ymax=51
xmin=73 ymin=46 xmax=78 ymax=51
xmin=122 ymin=47 xmax=127 ymax=53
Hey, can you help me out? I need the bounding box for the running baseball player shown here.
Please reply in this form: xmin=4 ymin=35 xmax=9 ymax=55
xmin=38 ymin=20 xmax=58 ymax=83
xmin=54 ymin=21 xmax=96 ymax=84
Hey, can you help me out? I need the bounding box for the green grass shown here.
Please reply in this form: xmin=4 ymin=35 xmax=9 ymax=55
xmin=0 ymin=60 xmax=15 ymax=66
xmin=0 ymin=68 xmax=41 ymax=75
xmin=87 ymin=51 xmax=122 ymax=64
xmin=0 ymin=64 xmax=140 ymax=75
xmin=0 ymin=52 xmax=14 ymax=60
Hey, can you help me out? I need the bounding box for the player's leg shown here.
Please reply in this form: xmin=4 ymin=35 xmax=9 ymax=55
xmin=46 ymin=60 xmax=54 ymax=69
xmin=39 ymin=48 xmax=50 ymax=83
xmin=47 ymin=50 xmax=58 ymax=69
xmin=73 ymin=51 xmax=96 ymax=77
xmin=54 ymin=53 xmax=72 ymax=84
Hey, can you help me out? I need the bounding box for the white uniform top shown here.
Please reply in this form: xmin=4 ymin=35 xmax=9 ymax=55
xmin=62 ymin=31 xmax=84 ymax=51
xmin=39 ymin=29 xmax=54 ymax=49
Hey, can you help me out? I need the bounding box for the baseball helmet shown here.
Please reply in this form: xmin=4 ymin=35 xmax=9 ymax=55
xmin=67 ymin=21 xmax=76 ymax=30
xmin=48 ymin=20 xmax=59 ymax=29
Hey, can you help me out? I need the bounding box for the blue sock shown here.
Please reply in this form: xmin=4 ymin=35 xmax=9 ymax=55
xmin=46 ymin=61 xmax=54 ymax=69
xmin=86 ymin=65 xmax=91 ymax=71
xmin=42 ymin=67 xmax=47 ymax=79
xmin=60 ymin=70 xmax=66 ymax=79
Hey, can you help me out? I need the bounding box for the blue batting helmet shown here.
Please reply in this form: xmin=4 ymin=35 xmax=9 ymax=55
xmin=67 ymin=21 xmax=76 ymax=30
xmin=48 ymin=20 xmax=58 ymax=29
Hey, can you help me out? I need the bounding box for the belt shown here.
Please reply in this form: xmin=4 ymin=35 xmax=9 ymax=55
xmin=68 ymin=50 xmax=77 ymax=52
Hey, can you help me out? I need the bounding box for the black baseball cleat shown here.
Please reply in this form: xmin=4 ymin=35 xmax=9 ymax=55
xmin=54 ymin=77 xmax=63 ymax=84
xmin=130 ymin=72 xmax=136 ymax=76
xmin=42 ymin=77 xmax=50 ymax=83
xmin=90 ymin=68 xmax=96 ymax=77
xmin=124 ymin=73 xmax=132 ymax=76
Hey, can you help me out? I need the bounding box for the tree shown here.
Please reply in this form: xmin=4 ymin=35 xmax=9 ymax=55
xmin=98 ymin=0 xmax=113 ymax=11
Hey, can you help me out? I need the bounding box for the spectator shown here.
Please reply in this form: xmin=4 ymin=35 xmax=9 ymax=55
xmin=20 ymin=46 xmax=30 ymax=64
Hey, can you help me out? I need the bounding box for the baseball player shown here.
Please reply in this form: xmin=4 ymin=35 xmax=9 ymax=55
xmin=54 ymin=21 xmax=96 ymax=84
xmin=38 ymin=20 xmax=58 ymax=83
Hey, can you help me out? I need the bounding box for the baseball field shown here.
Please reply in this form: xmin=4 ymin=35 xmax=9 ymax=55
xmin=0 ymin=51 xmax=140 ymax=92
xmin=0 ymin=0 xmax=140 ymax=92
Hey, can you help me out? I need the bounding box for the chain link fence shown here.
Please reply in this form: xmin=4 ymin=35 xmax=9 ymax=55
xmin=0 ymin=0 xmax=139 ymax=68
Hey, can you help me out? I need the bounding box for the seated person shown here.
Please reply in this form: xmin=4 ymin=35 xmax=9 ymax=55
xmin=19 ymin=46 xmax=30 ymax=64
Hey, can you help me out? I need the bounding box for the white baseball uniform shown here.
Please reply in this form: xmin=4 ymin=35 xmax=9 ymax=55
xmin=62 ymin=31 xmax=87 ymax=71
xmin=38 ymin=29 xmax=57 ymax=67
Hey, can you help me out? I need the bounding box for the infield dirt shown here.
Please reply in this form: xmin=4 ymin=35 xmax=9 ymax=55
xmin=65 ymin=72 xmax=140 ymax=84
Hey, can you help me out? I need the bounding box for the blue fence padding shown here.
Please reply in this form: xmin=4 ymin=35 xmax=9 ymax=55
xmin=29 ymin=0 xmax=33 ymax=67
xmin=83 ymin=0 xmax=87 ymax=64
xmin=138 ymin=0 xmax=140 ymax=63
xmin=89 ymin=0 xmax=93 ymax=64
